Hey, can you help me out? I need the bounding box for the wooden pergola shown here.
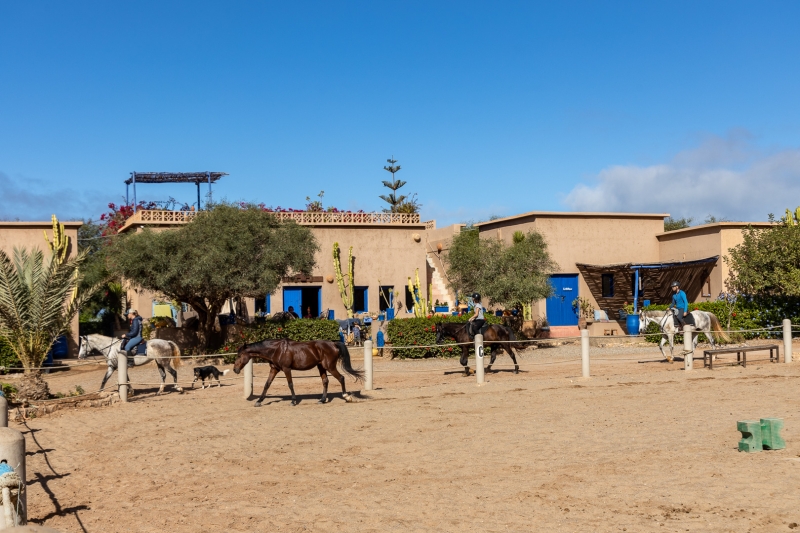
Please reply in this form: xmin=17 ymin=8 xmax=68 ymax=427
xmin=124 ymin=172 xmax=228 ymax=212
xmin=576 ymin=256 xmax=719 ymax=315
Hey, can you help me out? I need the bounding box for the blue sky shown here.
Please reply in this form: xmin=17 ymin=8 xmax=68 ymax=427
xmin=2 ymin=1 xmax=800 ymax=224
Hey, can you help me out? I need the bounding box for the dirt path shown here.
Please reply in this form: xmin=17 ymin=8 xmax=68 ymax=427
xmin=11 ymin=343 xmax=800 ymax=532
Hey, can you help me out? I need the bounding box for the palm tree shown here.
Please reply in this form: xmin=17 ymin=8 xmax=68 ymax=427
xmin=0 ymin=247 xmax=100 ymax=400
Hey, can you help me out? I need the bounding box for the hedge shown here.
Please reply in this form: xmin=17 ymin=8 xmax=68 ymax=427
xmin=386 ymin=315 xmax=503 ymax=359
xmin=641 ymin=297 xmax=800 ymax=344
xmin=220 ymin=319 xmax=341 ymax=363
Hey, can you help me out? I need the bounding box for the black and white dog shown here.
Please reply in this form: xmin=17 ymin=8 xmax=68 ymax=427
xmin=192 ymin=366 xmax=230 ymax=389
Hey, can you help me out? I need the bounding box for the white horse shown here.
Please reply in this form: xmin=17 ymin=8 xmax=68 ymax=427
xmin=639 ymin=309 xmax=729 ymax=362
xmin=78 ymin=334 xmax=184 ymax=394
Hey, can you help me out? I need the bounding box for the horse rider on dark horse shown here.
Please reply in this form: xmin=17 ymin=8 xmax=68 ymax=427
xmin=468 ymin=292 xmax=486 ymax=339
xmin=669 ymin=281 xmax=689 ymax=328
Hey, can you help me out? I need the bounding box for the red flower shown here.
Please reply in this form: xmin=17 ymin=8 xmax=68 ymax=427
xmin=277 ymin=327 xmax=283 ymax=332
xmin=694 ymin=307 xmax=699 ymax=311
xmin=732 ymin=312 xmax=737 ymax=317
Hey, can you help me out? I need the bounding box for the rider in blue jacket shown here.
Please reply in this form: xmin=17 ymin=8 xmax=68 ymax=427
xmin=121 ymin=309 xmax=143 ymax=357
xmin=669 ymin=281 xmax=689 ymax=327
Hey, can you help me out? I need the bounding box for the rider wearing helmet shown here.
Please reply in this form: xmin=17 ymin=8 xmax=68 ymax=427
xmin=669 ymin=281 xmax=689 ymax=328
xmin=468 ymin=293 xmax=486 ymax=338
xmin=121 ymin=309 xmax=143 ymax=357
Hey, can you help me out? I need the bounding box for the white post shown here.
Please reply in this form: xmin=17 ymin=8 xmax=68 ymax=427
xmin=0 ymin=428 xmax=26 ymax=527
xmin=783 ymin=318 xmax=792 ymax=363
xmin=0 ymin=396 xmax=7 ymax=428
xmin=475 ymin=334 xmax=485 ymax=384
xmin=243 ymin=359 xmax=253 ymax=400
xmin=683 ymin=325 xmax=694 ymax=371
xmin=364 ymin=340 xmax=373 ymax=391
xmin=581 ymin=329 xmax=590 ymax=378
xmin=117 ymin=352 xmax=128 ymax=403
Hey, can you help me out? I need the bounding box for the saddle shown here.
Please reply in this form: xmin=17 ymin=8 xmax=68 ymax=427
xmin=465 ymin=322 xmax=490 ymax=339
xmin=671 ymin=310 xmax=696 ymax=328
xmin=124 ymin=339 xmax=147 ymax=358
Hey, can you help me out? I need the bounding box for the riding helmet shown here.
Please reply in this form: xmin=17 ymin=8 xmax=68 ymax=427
xmin=471 ymin=292 xmax=481 ymax=301
xmin=670 ymin=281 xmax=680 ymax=288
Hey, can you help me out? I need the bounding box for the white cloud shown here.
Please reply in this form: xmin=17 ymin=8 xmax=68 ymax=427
xmin=563 ymin=132 xmax=800 ymax=221
xmin=0 ymin=172 xmax=108 ymax=221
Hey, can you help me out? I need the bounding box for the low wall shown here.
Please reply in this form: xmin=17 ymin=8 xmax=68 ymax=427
xmin=154 ymin=327 xmax=199 ymax=351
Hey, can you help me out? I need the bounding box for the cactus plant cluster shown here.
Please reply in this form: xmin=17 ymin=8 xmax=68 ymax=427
xmin=43 ymin=214 xmax=70 ymax=265
xmin=782 ymin=207 xmax=800 ymax=226
xmin=407 ymin=268 xmax=432 ymax=318
xmin=333 ymin=242 xmax=354 ymax=318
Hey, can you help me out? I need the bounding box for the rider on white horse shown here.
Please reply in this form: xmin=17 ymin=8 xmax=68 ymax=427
xmin=121 ymin=309 xmax=144 ymax=357
xmin=669 ymin=281 xmax=689 ymax=327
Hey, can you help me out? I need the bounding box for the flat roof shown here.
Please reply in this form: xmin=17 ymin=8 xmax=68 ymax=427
xmin=124 ymin=172 xmax=228 ymax=185
xmin=474 ymin=210 xmax=670 ymax=227
xmin=0 ymin=221 xmax=83 ymax=227
xmin=656 ymin=221 xmax=775 ymax=238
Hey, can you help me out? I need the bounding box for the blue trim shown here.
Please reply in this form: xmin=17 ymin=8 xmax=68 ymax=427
xmin=266 ymin=293 xmax=271 ymax=314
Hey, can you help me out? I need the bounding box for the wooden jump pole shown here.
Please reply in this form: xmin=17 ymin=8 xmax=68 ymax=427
xmin=0 ymin=395 xmax=7 ymax=428
xmin=683 ymin=325 xmax=694 ymax=371
xmin=475 ymin=334 xmax=485 ymax=384
xmin=0 ymin=427 xmax=26 ymax=526
xmin=117 ymin=352 xmax=128 ymax=403
xmin=783 ymin=319 xmax=792 ymax=364
xmin=243 ymin=359 xmax=253 ymax=400
xmin=363 ymin=339 xmax=373 ymax=391
xmin=581 ymin=329 xmax=590 ymax=378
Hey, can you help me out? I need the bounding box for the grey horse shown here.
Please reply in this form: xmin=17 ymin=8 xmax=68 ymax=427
xmin=639 ymin=309 xmax=729 ymax=362
xmin=78 ymin=333 xmax=184 ymax=394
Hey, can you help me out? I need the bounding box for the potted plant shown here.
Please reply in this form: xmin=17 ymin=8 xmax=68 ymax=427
xmin=434 ymin=299 xmax=449 ymax=313
xmin=572 ymin=297 xmax=595 ymax=330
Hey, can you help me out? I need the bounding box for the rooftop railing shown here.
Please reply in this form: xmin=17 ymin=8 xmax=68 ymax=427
xmin=121 ymin=209 xmax=433 ymax=231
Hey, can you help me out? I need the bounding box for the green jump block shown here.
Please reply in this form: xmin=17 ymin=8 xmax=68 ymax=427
xmin=760 ymin=418 xmax=786 ymax=450
xmin=737 ymin=420 xmax=762 ymax=452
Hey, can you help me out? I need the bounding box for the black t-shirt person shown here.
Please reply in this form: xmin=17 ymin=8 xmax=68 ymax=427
xmin=287 ymin=306 xmax=300 ymax=319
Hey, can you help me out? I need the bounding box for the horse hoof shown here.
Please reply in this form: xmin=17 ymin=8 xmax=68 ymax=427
xmin=291 ymin=400 xmax=298 ymax=406
xmin=318 ymin=399 xmax=326 ymax=404
xmin=514 ymin=367 xmax=519 ymax=374
xmin=176 ymin=387 xmax=184 ymax=393
xmin=254 ymin=402 xmax=262 ymax=408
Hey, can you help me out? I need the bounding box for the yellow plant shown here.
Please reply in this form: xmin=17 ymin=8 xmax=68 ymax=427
xmin=333 ymin=242 xmax=354 ymax=318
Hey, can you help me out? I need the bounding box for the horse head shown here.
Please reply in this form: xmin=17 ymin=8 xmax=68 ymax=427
xmin=78 ymin=336 xmax=88 ymax=359
xmin=232 ymin=345 xmax=251 ymax=374
xmin=435 ymin=323 xmax=445 ymax=344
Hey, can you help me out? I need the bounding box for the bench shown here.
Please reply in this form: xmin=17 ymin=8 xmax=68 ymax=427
xmin=702 ymin=344 xmax=781 ymax=369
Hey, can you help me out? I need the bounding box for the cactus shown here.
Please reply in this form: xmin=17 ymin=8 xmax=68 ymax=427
xmin=407 ymin=268 xmax=428 ymax=318
xmin=522 ymin=303 xmax=532 ymax=321
xmin=43 ymin=214 xmax=70 ymax=264
xmin=781 ymin=207 xmax=800 ymax=226
xmin=333 ymin=242 xmax=354 ymax=318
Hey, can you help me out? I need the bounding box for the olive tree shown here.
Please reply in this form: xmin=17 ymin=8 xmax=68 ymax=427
xmin=444 ymin=228 xmax=556 ymax=307
xmin=108 ymin=204 xmax=318 ymax=348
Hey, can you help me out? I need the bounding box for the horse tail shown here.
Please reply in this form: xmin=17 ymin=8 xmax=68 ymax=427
xmin=709 ymin=313 xmax=730 ymax=344
xmin=335 ymin=342 xmax=364 ymax=383
xmin=169 ymin=341 xmax=182 ymax=368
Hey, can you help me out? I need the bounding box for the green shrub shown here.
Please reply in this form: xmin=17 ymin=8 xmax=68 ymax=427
xmin=220 ymin=319 xmax=341 ymax=363
xmin=0 ymin=337 xmax=19 ymax=371
xmin=386 ymin=315 xmax=502 ymax=359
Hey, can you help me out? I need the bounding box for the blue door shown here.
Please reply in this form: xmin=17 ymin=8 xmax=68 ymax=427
xmin=546 ymin=274 xmax=579 ymax=326
xmin=283 ymin=288 xmax=302 ymax=314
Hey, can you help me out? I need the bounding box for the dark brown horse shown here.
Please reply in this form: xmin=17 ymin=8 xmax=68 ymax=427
xmin=233 ymin=339 xmax=364 ymax=407
xmin=435 ymin=322 xmax=519 ymax=376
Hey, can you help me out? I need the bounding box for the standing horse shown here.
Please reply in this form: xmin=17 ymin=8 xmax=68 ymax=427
xmin=78 ymin=334 xmax=184 ymax=394
xmin=233 ymin=338 xmax=364 ymax=407
xmin=435 ymin=322 xmax=520 ymax=376
xmin=639 ymin=309 xmax=729 ymax=362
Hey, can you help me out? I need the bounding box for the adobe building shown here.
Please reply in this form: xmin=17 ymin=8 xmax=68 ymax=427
xmin=473 ymin=212 xmax=772 ymax=337
xmin=120 ymin=210 xmax=433 ymax=321
xmin=0 ymin=220 xmax=83 ymax=355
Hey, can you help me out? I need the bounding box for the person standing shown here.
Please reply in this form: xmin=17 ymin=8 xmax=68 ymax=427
xmin=353 ymin=322 xmax=362 ymax=346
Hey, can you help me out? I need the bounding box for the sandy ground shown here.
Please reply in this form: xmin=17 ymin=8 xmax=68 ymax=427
xmin=8 ymin=341 xmax=800 ymax=532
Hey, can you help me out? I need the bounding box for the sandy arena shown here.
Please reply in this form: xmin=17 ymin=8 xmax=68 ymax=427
xmin=9 ymin=341 xmax=800 ymax=532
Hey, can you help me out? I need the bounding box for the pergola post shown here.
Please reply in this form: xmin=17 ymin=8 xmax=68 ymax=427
xmin=132 ymin=172 xmax=137 ymax=213
xmin=207 ymin=171 xmax=212 ymax=208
